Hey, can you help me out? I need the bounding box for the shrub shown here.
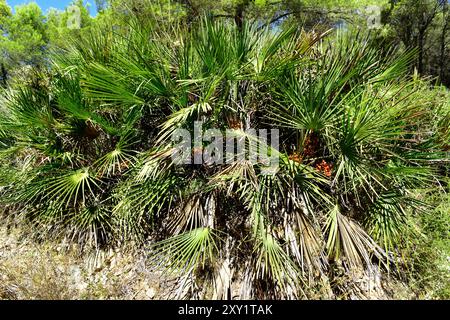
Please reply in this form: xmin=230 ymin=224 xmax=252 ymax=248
xmin=0 ymin=17 xmax=448 ymax=298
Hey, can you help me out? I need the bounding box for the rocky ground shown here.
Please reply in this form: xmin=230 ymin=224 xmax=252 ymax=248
xmin=0 ymin=225 xmax=174 ymax=300
xmin=0 ymin=224 xmax=416 ymax=300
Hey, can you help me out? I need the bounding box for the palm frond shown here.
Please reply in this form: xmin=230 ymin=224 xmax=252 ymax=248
xmin=150 ymin=227 xmax=222 ymax=274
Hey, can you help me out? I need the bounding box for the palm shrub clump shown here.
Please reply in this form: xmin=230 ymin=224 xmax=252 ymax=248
xmin=0 ymin=18 xmax=448 ymax=298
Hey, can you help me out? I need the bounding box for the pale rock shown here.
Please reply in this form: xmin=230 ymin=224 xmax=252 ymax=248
xmin=146 ymin=287 xmax=156 ymax=299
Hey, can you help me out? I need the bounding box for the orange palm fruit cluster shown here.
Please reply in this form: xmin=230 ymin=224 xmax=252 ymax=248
xmin=227 ymin=115 xmax=242 ymax=129
xmin=288 ymin=152 xmax=303 ymax=163
xmin=315 ymin=159 xmax=333 ymax=177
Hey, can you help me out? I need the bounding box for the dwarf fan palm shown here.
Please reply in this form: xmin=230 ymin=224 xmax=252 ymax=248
xmin=0 ymin=16 xmax=448 ymax=298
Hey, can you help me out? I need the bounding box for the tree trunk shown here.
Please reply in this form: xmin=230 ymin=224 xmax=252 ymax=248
xmin=418 ymin=30 xmax=425 ymax=74
xmin=234 ymin=0 xmax=250 ymax=31
xmin=234 ymin=4 xmax=244 ymax=30
xmin=177 ymin=0 xmax=197 ymax=28
xmin=439 ymin=0 xmax=448 ymax=82
xmin=1 ymin=63 xmax=7 ymax=87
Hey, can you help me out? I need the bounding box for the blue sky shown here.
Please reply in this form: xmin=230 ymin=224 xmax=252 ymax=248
xmin=6 ymin=0 xmax=98 ymax=16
